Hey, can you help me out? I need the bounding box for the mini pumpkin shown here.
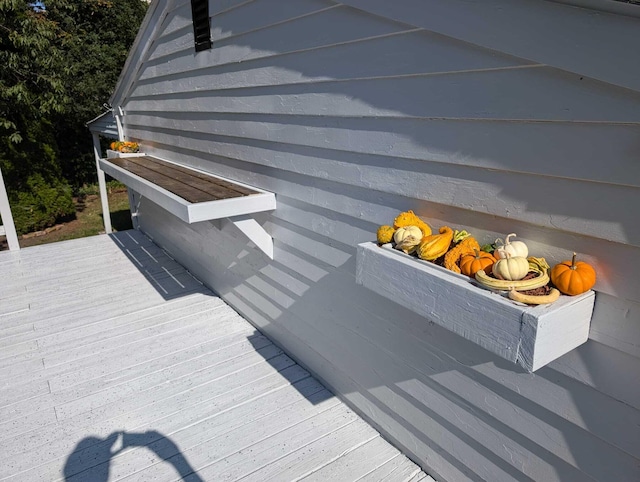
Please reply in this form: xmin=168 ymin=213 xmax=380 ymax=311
xmin=443 ymin=236 xmax=480 ymax=273
xmin=495 ymin=233 xmax=528 ymax=259
xmin=550 ymin=252 xmax=596 ymax=295
xmin=459 ymin=249 xmax=496 ymax=278
xmin=492 ymin=253 xmax=529 ymax=281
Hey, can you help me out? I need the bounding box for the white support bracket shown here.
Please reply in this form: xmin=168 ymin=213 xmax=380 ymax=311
xmin=224 ymin=215 xmax=273 ymax=259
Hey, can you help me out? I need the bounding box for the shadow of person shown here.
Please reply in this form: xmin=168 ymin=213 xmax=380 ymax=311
xmin=63 ymin=430 xmax=203 ymax=481
xmin=63 ymin=433 xmax=118 ymax=482
xmin=121 ymin=430 xmax=204 ymax=482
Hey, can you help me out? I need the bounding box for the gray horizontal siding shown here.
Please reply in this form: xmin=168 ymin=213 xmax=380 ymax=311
xmin=119 ymin=1 xmax=640 ymax=481
xmin=128 ymin=68 xmax=640 ymax=123
xmin=340 ymin=0 xmax=640 ymax=93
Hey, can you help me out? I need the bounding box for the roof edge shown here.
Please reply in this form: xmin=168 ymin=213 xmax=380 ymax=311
xmin=110 ymin=0 xmax=171 ymax=108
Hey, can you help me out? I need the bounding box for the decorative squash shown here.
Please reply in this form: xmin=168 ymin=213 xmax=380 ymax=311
xmin=393 ymin=210 xmax=431 ymax=238
xmin=393 ymin=210 xmax=420 ymax=229
xmin=495 ymin=233 xmax=528 ymax=259
xmin=417 ymin=226 xmax=454 ymax=261
xmin=393 ymin=225 xmax=423 ymax=254
xmin=492 ymin=253 xmax=529 ymax=281
xmin=527 ymin=256 xmax=550 ymax=275
xmin=376 ymin=225 xmax=395 ymax=244
xmin=459 ymin=249 xmax=496 ymax=278
xmin=443 ymin=236 xmax=480 ymax=273
xmin=452 ymin=230 xmax=471 ymax=243
xmin=415 ymin=219 xmax=432 ymax=238
xmin=550 ymin=252 xmax=596 ymax=296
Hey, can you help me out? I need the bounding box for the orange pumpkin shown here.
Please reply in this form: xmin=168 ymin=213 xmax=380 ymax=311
xmin=459 ymin=249 xmax=496 ymax=278
xmin=550 ymin=252 xmax=596 ymax=296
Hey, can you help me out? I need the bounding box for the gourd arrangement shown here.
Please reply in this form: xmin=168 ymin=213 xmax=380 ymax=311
xmin=377 ymin=210 xmax=596 ymax=305
xmin=110 ymin=141 xmax=140 ymax=153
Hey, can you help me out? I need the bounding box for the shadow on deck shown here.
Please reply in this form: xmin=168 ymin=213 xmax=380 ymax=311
xmin=0 ymin=230 xmax=427 ymax=481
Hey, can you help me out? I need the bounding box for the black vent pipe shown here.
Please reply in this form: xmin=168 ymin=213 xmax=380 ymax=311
xmin=190 ymin=0 xmax=211 ymax=52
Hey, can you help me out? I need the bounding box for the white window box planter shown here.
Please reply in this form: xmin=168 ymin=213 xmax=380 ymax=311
xmin=355 ymin=242 xmax=595 ymax=372
xmin=106 ymin=149 xmax=145 ymax=158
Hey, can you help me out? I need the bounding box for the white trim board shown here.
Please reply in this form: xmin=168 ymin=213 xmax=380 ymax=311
xmin=356 ymin=242 xmax=595 ymax=372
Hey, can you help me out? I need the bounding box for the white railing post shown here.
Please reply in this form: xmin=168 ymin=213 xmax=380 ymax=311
xmin=0 ymin=166 xmax=20 ymax=250
xmin=93 ymin=133 xmax=113 ymax=234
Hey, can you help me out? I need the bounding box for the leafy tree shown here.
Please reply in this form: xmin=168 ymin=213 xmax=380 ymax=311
xmin=0 ymin=0 xmax=147 ymax=233
xmin=48 ymin=0 xmax=148 ymax=186
xmin=0 ymin=0 xmax=74 ymax=233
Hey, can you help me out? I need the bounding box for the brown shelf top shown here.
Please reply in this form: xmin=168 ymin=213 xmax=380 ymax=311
xmin=106 ymin=156 xmax=259 ymax=204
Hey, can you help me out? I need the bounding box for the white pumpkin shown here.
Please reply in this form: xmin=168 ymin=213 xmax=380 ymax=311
xmin=393 ymin=225 xmax=423 ymax=254
xmin=493 ymin=254 xmax=529 ymax=281
xmin=495 ymin=233 xmax=528 ymax=259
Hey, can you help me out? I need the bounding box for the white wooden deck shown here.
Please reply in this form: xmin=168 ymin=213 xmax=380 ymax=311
xmin=0 ymin=230 xmax=431 ymax=482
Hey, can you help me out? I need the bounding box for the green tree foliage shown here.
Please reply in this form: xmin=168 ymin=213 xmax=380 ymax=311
xmin=0 ymin=0 xmax=74 ymax=234
xmin=48 ymin=0 xmax=147 ymax=186
xmin=0 ymin=0 xmax=146 ymax=234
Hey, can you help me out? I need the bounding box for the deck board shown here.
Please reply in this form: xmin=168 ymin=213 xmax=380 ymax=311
xmin=0 ymin=230 xmax=430 ymax=481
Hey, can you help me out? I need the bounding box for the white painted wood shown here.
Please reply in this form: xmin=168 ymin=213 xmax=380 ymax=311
xmin=124 ymin=119 xmax=640 ymax=247
xmin=137 ymin=5 xmax=407 ymax=82
xmin=355 ymin=242 xmax=594 ymax=372
xmin=86 ymin=109 xmax=119 ymax=138
xmin=92 ymin=133 xmax=113 ymax=234
xmin=551 ymin=0 xmax=640 ymax=18
xmin=225 ymin=215 xmax=273 ymax=259
xmin=0 ymin=166 xmax=19 ymax=251
xmin=103 ymin=1 xmax=640 ymax=481
xmin=589 ymin=292 xmax=640 ymax=359
xmin=115 ymin=111 xmax=125 ymax=140
xmin=137 ymin=194 xmax=640 ymax=438
xmin=298 ymin=437 xmax=400 ymax=481
xmin=339 ymin=0 xmax=640 ymax=93
xmin=99 ymin=157 xmax=276 ymax=224
xmin=70 ymin=384 xmax=337 ymax=482
xmin=100 ymin=155 xmax=276 ymax=255
xmin=133 ymin=29 xmax=529 ymax=94
xmin=110 ymin=0 xmax=172 ymax=108
xmin=520 ymin=293 xmax=595 ymax=372
xmin=0 ymin=231 xmax=426 ymax=482
xmin=132 ymin=141 xmax=640 ymax=304
xmin=106 ymin=149 xmax=145 ymax=158
xmin=129 ymin=68 xmax=640 ymax=123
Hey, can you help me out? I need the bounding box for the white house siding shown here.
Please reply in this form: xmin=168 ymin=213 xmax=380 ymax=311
xmin=115 ymin=0 xmax=640 ymax=480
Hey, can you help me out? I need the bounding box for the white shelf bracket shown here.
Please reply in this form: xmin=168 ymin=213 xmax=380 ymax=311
xmin=225 ymin=215 xmax=273 ymax=259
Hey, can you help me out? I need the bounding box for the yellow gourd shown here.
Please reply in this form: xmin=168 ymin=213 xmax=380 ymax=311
xmin=376 ymin=225 xmax=395 ymax=244
xmin=417 ymin=226 xmax=454 ymax=261
xmin=393 ymin=210 xmax=432 ymax=238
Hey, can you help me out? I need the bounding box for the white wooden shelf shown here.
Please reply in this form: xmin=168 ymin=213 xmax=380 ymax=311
xmin=99 ymin=152 xmax=276 ymax=258
xmin=356 ymin=242 xmax=595 ymax=372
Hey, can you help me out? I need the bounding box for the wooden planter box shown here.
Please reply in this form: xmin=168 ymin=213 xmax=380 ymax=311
xmin=355 ymin=242 xmax=595 ymax=372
